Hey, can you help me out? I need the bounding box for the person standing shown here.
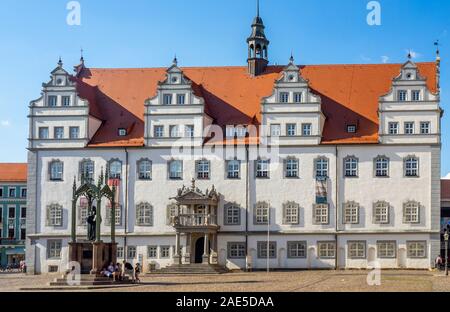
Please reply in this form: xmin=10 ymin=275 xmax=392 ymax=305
xmin=134 ymin=263 xmax=141 ymax=283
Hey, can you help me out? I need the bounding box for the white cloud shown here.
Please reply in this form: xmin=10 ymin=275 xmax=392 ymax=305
xmin=381 ymin=56 xmax=389 ymax=63
xmin=444 ymin=172 xmax=450 ymax=180
xmin=0 ymin=120 xmax=10 ymax=127
xmin=406 ymin=49 xmax=421 ymax=59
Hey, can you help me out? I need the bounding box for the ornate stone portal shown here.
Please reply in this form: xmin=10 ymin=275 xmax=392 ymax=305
xmin=170 ymin=179 xmax=220 ymax=265
xmin=68 ymin=170 xmax=118 ymax=275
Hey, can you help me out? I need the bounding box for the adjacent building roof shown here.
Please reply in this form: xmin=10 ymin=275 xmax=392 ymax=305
xmin=442 ymin=180 xmax=450 ymax=201
xmin=74 ymin=62 xmax=437 ymax=147
xmin=0 ymin=163 xmax=27 ymax=183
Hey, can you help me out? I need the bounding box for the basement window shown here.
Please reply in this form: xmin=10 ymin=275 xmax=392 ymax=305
xmin=118 ymin=129 xmax=127 ymax=137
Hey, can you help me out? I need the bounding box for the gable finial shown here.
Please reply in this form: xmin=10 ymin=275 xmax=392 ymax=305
xmin=289 ymin=51 xmax=294 ymax=64
xmin=58 ymin=57 xmax=63 ymax=68
xmin=407 ymin=50 xmax=412 ymax=60
xmin=191 ymin=178 xmax=196 ymax=190
xmin=173 ymin=54 xmax=178 ymax=66
xmin=80 ymin=47 xmax=84 ymax=63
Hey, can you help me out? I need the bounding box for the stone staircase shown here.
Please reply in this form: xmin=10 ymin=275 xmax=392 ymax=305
xmin=49 ymin=274 xmax=131 ymax=286
xmin=150 ymin=264 xmax=229 ymax=275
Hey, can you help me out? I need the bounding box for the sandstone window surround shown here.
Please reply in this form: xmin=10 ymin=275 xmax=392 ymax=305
xmin=403 ymin=201 xmax=420 ymax=224
xmin=226 ymin=159 xmax=241 ymax=179
xmin=168 ymin=160 xmax=183 ymax=180
xmin=136 ymin=202 xmax=154 ymax=226
xmin=79 ymin=159 xmax=95 ymax=183
xmin=374 ymin=156 xmax=389 ymax=177
xmin=283 ymin=201 xmax=300 ymax=225
xmin=107 ymin=159 xmax=122 ymax=180
xmin=46 ymin=204 xmax=63 ymax=227
xmin=314 ymin=157 xmax=329 ymax=178
xmin=313 ymin=204 xmax=329 ymax=225
xmin=343 ymin=201 xmax=359 ymax=224
xmin=407 ymin=241 xmax=427 ymax=258
xmin=49 ymin=160 xmax=64 ymax=181
xmin=105 ymin=204 xmax=122 ymax=227
xmin=348 ymin=241 xmax=366 ymax=259
xmin=377 ymin=241 xmax=396 ymax=258
xmin=404 ymin=156 xmax=419 ymax=177
xmin=318 ymin=241 xmax=336 ymax=259
xmin=284 ymin=157 xmax=299 ymax=178
xmin=254 ymin=201 xmax=270 ymax=225
xmin=373 ymin=201 xmax=390 ymax=224
xmin=224 ymin=203 xmax=241 ymax=225
xmin=196 ymin=159 xmax=211 ymax=180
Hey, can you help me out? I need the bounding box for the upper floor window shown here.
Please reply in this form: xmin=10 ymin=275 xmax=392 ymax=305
xmin=373 ymin=201 xmax=389 ymax=224
xmin=48 ymin=95 xmax=57 ymax=107
xmin=347 ymin=125 xmax=357 ymax=133
xmin=404 ymin=122 xmax=414 ymax=135
xmin=47 ymin=204 xmax=63 ymax=227
xmin=69 ymin=127 xmax=79 ymax=139
xmin=168 ymin=160 xmax=183 ymax=180
xmin=343 ymin=201 xmax=359 ymax=224
xmin=196 ymin=160 xmax=210 ymax=180
xmin=283 ymin=202 xmax=300 ymax=225
xmin=0 ymin=188 xmax=2 ymax=198
xmin=49 ymin=160 xmax=63 ymax=181
xmin=412 ymin=90 xmax=421 ymax=101
xmin=315 ymin=157 xmax=329 ymax=178
xmin=420 ymin=122 xmax=430 ymax=134
xmin=118 ymin=129 xmax=127 ymax=137
xmin=39 ymin=127 xmax=49 ymax=139
xmin=404 ymin=156 xmax=419 ymax=177
xmin=226 ymin=160 xmax=240 ymax=179
xmin=344 ymin=156 xmax=358 ymax=177
xmin=137 ymin=159 xmax=152 ymax=180
xmin=9 ymin=188 xmax=16 ymax=198
xmin=285 ymin=158 xmax=299 ymax=178
xmin=403 ymin=201 xmax=420 ymax=223
xmin=254 ymin=202 xmax=269 ymax=225
xmin=270 ymin=124 xmax=281 ymax=137
xmin=286 ymin=124 xmax=297 ymax=136
xmin=170 ymin=125 xmax=180 ymax=138
xmin=398 ymin=90 xmax=407 ymax=101
xmin=302 ymin=124 xmax=312 ymax=136
xmin=313 ymin=204 xmax=329 ymax=225
xmin=388 ymin=122 xmax=399 ymax=135
xmin=294 ymin=92 xmax=303 ymax=103
xmin=108 ymin=160 xmax=122 ymax=180
xmin=167 ymin=204 xmax=179 ymax=225
xmin=163 ymin=94 xmax=172 ymax=105
xmin=105 ymin=204 xmax=122 ymax=226
xmin=280 ymin=92 xmax=289 ymax=103
xmin=224 ymin=203 xmax=240 ymax=225
xmin=21 ymin=188 xmax=27 ymax=198
xmin=62 ymin=96 xmax=71 ymax=106
xmin=177 ymin=94 xmax=186 ymax=105
xmin=54 ymin=127 xmax=64 ymax=139
xmin=154 ymin=125 xmax=164 ymax=138
xmin=374 ymin=156 xmax=389 ymax=177
xmin=79 ymin=159 xmax=95 ymax=183
xmin=185 ymin=125 xmax=194 ymax=138
xmin=255 ymin=159 xmax=270 ymax=178
xmin=136 ymin=202 xmax=154 ymax=226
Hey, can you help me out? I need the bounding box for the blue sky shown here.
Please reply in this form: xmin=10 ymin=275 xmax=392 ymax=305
xmin=0 ymin=0 xmax=449 ymax=176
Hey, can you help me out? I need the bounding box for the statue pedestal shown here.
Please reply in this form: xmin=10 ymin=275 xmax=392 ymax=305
xmin=89 ymin=241 xmax=118 ymax=275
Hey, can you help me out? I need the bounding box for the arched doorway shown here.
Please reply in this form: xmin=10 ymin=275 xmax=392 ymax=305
xmin=195 ymin=237 xmax=205 ymax=264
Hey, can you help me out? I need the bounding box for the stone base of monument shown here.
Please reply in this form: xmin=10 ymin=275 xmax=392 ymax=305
xmin=69 ymin=241 xmax=117 ymax=275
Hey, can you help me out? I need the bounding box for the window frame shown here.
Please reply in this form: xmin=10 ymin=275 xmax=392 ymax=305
xmin=407 ymin=241 xmax=427 ymax=258
xmin=373 ymin=201 xmax=390 ymax=224
xmin=313 ymin=204 xmax=329 ymax=225
xmin=48 ymin=95 xmax=58 ymax=107
xmin=388 ymin=122 xmax=399 ymax=135
xmin=318 ymin=241 xmax=336 ymax=259
xmin=127 ymin=246 xmax=137 ymax=259
xmin=257 ymin=241 xmax=277 ymax=259
xmin=270 ymin=124 xmax=281 ymax=137
xmin=404 ymin=156 xmax=419 ymax=177
xmin=348 ymin=241 xmax=366 ymax=259
xmin=403 ymin=201 xmax=420 ymax=224
xmin=163 ymin=94 xmax=173 ymax=105
xmin=293 ymin=92 xmax=303 ymax=103
xmin=147 ymin=246 xmax=158 ymax=258
xmin=168 ymin=160 xmax=183 ymax=180
xmin=185 ymin=125 xmax=195 ymax=138
xmin=404 ymin=122 xmax=415 ymax=135
xmin=420 ymin=122 xmax=430 ymax=134
xmin=398 ymin=90 xmax=407 ymax=101
xmin=254 ymin=201 xmax=270 ymax=225
xmin=38 ymin=127 xmax=49 ymax=139
xmin=47 ymin=239 xmax=62 ymax=259
xmin=108 ymin=159 xmax=122 ymax=180
xmin=226 ymin=159 xmax=241 ymax=179
xmin=283 ymin=201 xmax=300 ymax=225
xmin=227 ymin=242 xmax=246 ymax=259
xmin=314 ymin=157 xmax=329 ymax=178
xmin=224 ymin=203 xmax=241 ymax=226
xmin=287 ymin=241 xmax=307 ymax=259
xmin=279 ymin=92 xmax=289 ymax=103
xmin=54 ymin=127 xmax=64 ymax=139
xmin=136 ymin=202 xmax=154 ymax=227
xmin=284 ymin=157 xmax=299 ymax=178
xmin=343 ymin=156 xmax=358 ymax=178
xmin=255 ymin=159 xmax=270 ymax=179
xmin=47 ymin=204 xmax=63 ymax=227
xmin=49 ymin=160 xmax=64 ymax=181
xmin=137 ymin=158 xmax=152 ymax=180
xmin=154 ymin=125 xmax=164 ymax=138
xmin=196 ymin=159 xmax=211 ymax=180
xmin=160 ymin=246 xmax=171 ymax=259
xmin=374 ymin=156 xmax=389 ymax=178
xmin=343 ymin=201 xmax=359 ymax=224
xmin=377 ymin=241 xmax=396 ymax=258
xmin=302 ymin=123 xmax=312 ymax=136
xmin=69 ymin=126 xmax=80 ymax=139
xmin=286 ymin=123 xmax=297 ymax=136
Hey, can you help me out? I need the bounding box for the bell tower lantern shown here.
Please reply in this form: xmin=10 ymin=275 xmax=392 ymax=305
xmin=247 ymin=0 xmax=269 ymax=76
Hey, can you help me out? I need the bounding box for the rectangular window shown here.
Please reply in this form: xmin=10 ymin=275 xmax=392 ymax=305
xmin=404 ymin=122 xmax=414 ymax=135
xmin=21 ymin=188 xmax=27 ymax=199
xmin=224 ymin=205 xmax=240 ymax=225
xmin=287 ymin=241 xmax=307 ymax=258
xmin=377 ymin=241 xmax=396 ymax=258
xmin=185 ymin=125 xmax=194 ymax=138
xmin=163 ymin=94 xmax=173 ymax=105
xmin=154 ymin=125 xmax=164 ymax=138
xmin=285 ymin=158 xmax=299 ymax=178
xmin=8 ymin=228 xmax=15 ymax=239
xmin=294 ymin=92 xmax=303 ymax=103
xmin=0 ymin=207 xmax=2 ymax=224
xmin=105 ymin=205 xmax=122 ymax=226
xmin=160 ymin=246 xmax=170 ymax=259
xmin=257 ymin=241 xmax=276 ymax=259
xmin=39 ymin=127 xmax=49 ymax=139
xmin=138 ymin=160 xmax=152 ymax=180
xmin=0 ymin=188 xmax=3 ymax=198
xmin=318 ymin=242 xmax=336 ymax=259
xmin=68 ymin=127 xmax=79 ymax=139
xmin=283 ymin=203 xmax=299 ymax=225
xmin=48 ymin=95 xmax=57 ymax=107
xmin=343 ymin=202 xmax=359 ymax=224
xmin=127 ymin=246 xmax=137 ymax=259
xmin=315 ymin=158 xmax=329 ymax=178
xmin=347 ymin=125 xmax=357 ymax=133
xmin=407 ymin=241 xmax=426 ymax=258
xmin=280 ymin=92 xmax=289 ymax=103
xmin=226 ymin=160 xmax=240 ymax=179
xmin=314 ymin=204 xmax=329 ymax=224
xmin=286 ymin=124 xmax=297 ymax=136
xmin=404 ymin=202 xmax=420 ymax=223
xmin=254 ymin=203 xmax=269 ymax=225
xmin=8 ymin=206 xmax=15 ymax=218
xmin=47 ymin=240 xmax=62 ymax=259
xmin=196 ymin=160 xmax=210 ymax=180
xmin=255 ymin=159 xmax=270 ymax=178
xmin=8 ymin=188 xmax=16 ymax=198
xmin=169 ymin=160 xmax=183 ymax=180
xmin=388 ymin=122 xmax=399 ymax=135
xmin=420 ymin=122 xmax=430 ymax=134
xmin=169 ymin=125 xmax=180 ymax=138
xmin=344 ymin=158 xmax=358 ymax=177
xmin=148 ymin=246 xmax=157 ymax=258
xmin=270 ymin=124 xmax=281 ymax=137
xmin=373 ymin=202 xmax=389 ymax=224
xmin=228 ymin=243 xmax=246 ymax=259
xmin=375 ymin=157 xmax=389 ymax=177
xmin=398 ymin=90 xmax=407 ymax=101
xmin=177 ymin=94 xmax=186 ymax=105
xmin=54 ymin=127 xmax=64 ymax=139
xmin=20 ymin=228 xmax=26 ymax=240
xmin=48 ymin=265 xmax=59 ymax=273
xmin=62 ymin=96 xmax=71 ymax=106
xmin=348 ymin=241 xmax=366 ymax=259
xmin=412 ymin=90 xmax=421 ymax=101
xmin=117 ymin=247 xmax=124 ymax=259
xmin=302 ymin=124 xmax=312 ymax=136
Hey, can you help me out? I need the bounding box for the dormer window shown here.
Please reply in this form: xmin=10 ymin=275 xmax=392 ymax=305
xmin=398 ymin=90 xmax=407 ymax=102
xmin=294 ymin=92 xmax=303 ymax=103
xmin=48 ymin=96 xmax=57 ymax=107
xmin=118 ymin=128 xmax=127 ymax=137
xmin=163 ymin=94 xmax=173 ymax=105
xmin=347 ymin=125 xmax=357 ymax=133
xmin=280 ymin=92 xmax=289 ymax=103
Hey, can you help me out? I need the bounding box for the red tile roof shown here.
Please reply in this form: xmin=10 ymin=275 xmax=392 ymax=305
xmin=0 ymin=163 xmax=27 ymax=183
xmin=443 ymin=180 xmax=450 ymax=201
xmin=75 ymin=62 xmax=437 ymax=147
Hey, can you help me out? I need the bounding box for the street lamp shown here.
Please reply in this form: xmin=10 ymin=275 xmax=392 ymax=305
xmin=444 ymin=230 xmax=449 ymax=276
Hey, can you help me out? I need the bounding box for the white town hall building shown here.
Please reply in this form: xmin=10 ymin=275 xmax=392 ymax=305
xmin=25 ymin=7 xmax=443 ymax=274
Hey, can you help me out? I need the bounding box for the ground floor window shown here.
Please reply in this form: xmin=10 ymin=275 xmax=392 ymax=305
xmin=160 ymin=246 xmax=171 ymax=259
xmin=257 ymin=241 xmax=277 ymax=259
xmin=228 ymin=242 xmax=246 ymax=259
xmin=47 ymin=240 xmax=62 ymax=259
xmin=117 ymin=247 xmax=124 ymax=259
xmin=377 ymin=241 xmax=396 ymax=258
xmin=407 ymin=241 xmax=426 ymax=258
xmin=127 ymin=246 xmax=137 ymax=259
xmin=318 ymin=242 xmax=336 ymax=259
xmin=348 ymin=241 xmax=366 ymax=259
xmin=287 ymin=241 xmax=307 ymax=258
xmin=148 ymin=246 xmax=157 ymax=258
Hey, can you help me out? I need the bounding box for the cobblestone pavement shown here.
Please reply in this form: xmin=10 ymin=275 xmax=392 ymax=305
xmin=1 ymin=270 xmax=449 ymax=292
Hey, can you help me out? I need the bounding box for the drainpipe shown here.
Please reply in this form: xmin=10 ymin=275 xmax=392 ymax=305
xmin=245 ymin=144 xmax=250 ymax=268
xmin=124 ymin=148 xmax=129 ymax=261
xmin=335 ymin=145 xmax=339 ymax=270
